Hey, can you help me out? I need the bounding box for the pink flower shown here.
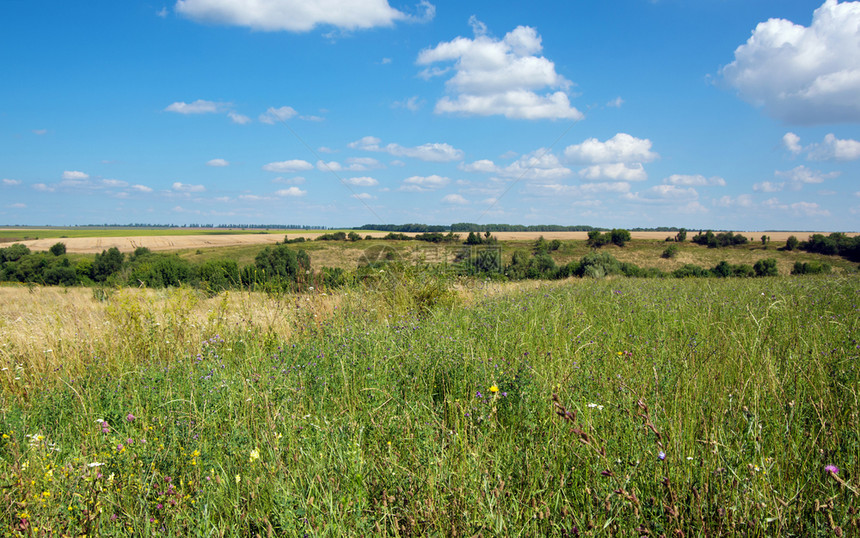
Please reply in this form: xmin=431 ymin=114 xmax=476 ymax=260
xmin=126 ymin=413 xmax=136 ymax=422
xmin=825 ymin=464 xmax=840 ymax=475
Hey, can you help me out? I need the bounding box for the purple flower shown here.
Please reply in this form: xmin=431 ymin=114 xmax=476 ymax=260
xmin=825 ymin=464 xmax=839 ymax=474
xmin=126 ymin=413 xmax=136 ymax=422
xmin=658 ymin=451 xmax=666 ymax=461
xmin=476 ymin=391 xmax=483 ymax=398
xmin=116 ymin=443 xmax=124 ymax=451
xmin=156 ymin=503 xmax=163 ymax=510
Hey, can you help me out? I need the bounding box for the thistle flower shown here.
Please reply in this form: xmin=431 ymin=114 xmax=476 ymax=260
xmin=126 ymin=413 xmax=136 ymax=422
xmin=825 ymin=464 xmax=839 ymax=475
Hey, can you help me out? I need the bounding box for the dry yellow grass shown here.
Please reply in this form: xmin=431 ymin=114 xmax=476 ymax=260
xmin=0 ymin=285 xmax=341 ymax=389
xmin=16 ymin=230 xmax=855 ymax=254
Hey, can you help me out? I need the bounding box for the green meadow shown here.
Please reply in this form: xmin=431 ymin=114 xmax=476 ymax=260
xmin=0 ymin=268 xmax=858 ymax=535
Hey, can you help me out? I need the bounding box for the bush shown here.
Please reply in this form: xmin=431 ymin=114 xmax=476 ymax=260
xmin=254 ymin=244 xmax=310 ymax=288
xmin=661 ymin=244 xmax=679 ymax=259
xmin=578 ymin=251 xmax=622 ymax=279
xmin=784 ymin=235 xmax=799 ymax=251
xmin=791 ymin=261 xmax=831 ymax=275
xmin=92 ymin=247 xmax=124 ymax=282
xmin=0 ymin=243 xmax=31 ymax=263
xmin=49 ymin=242 xmax=66 ymax=256
xmin=672 ymin=264 xmax=710 ymax=278
xmin=753 ymin=258 xmax=778 ymax=277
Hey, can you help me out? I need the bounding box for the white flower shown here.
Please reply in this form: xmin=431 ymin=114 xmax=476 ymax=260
xmin=587 ymin=403 xmax=604 ymax=410
xmin=87 ymin=462 xmax=104 ymax=468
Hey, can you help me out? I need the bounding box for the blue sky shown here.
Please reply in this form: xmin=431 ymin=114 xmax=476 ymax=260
xmin=2 ymin=0 xmax=859 ymax=230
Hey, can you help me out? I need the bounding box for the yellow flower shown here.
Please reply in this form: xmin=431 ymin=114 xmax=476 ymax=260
xmin=249 ymin=448 xmax=260 ymax=462
xmin=489 ymin=385 xmax=499 ymax=393
xmin=235 ymin=474 xmax=241 ymax=485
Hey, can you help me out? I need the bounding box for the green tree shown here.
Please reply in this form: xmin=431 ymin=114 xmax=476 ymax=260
xmin=91 ymin=247 xmax=124 ymax=282
xmin=753 ymin=258 xmax=778 ymax=277
xmin=675 ymin=228 xmax=687 ymax=242
xmin=49 ymin=242 xmax=66 ymax=256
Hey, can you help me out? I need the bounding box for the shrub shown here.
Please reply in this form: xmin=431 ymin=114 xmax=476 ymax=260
xmin=661 ymin=244 xmax=679 ymax=259
xmin=791 ymin=261 xmax=831 ymax=275
xmin=578 ymin=251 xmax=622 ymax=278
xmin=672 ymin=264 xmax=710 ymax=278
xmin=92 ymin=247 xmax=124 ymax=282
xmin=254 ymin=244 xmax=310 ymax=286
xmin=753 ymin=258 xmax=778 ymax=277
xmin=586 ymin=230 xmax=609 ymax=248
xmin=784 ymin=235 xmax=799 ymax=251
xmin=49 ymin=242 xmax=66 ymax=256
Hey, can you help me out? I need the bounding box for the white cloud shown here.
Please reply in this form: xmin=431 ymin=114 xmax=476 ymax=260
xmin=783 ymin=132 xmax=803 ymax=154
xmin=349 ymin=136 xmax=463 ymax=162
xmin=172 ymin=182 xmax=206 ymax=192
xmin=259 ymin=106 xmax=298 ymax=124
xmin=8 ymin=203 xmax=26 ymax=209
xmin=715 ymin=194 xmax=755 ymax=208
xmin=239 ymin=194 xmax=271 ymax=202
xmin=157 ymin=7 xmax=169 ymax=18
xmin=442 ymin=193 xmax=469 ymax=204
xmin=393 ymin=96 xmax=423 ymax=111
xmin=165 ymin=99 xmax=228 ymax=114
xmin=351 ymin=192 xmax=376 ymax=200
xmin=774 ymin=165 xmax=840 ymax=189
xmin=207 ymin=158 xmax=229 ymax=167
xmin=263 ymin=159 xmax=314 ymax=172
xmin=32 ymin=129 xmax=47 ymax=135
xmin=62 ymin=170 xmax=89 ymax=180
xmin=564 ymin=133 xmax=657 ymax=164
xmin=663 ymin=174 xmax=726 ymax=187
xmin=607 ymin=97 xmax=624 ymax=108
xmin=721 ymin=0 xmax=860 ymax=124
xmin=531 ymin=181 xmax=631 ymax=196
xmin=503 ymin=150 xmax=571 ymax=181
xmin=753 ymin=181 xmax=785 ymax=192
xmin=101 ymin=179 xmax=128 ymax=188
xmin=2 ymin=179 xmax=21 ymax=186
xmin=417 ymin=18 xmax=582 ymax=120
xmin=131 ymin=184 xmax=153 ymax=193
xmin=791 ymin=201 xmax=830 ymax=216
xmin=175 ymin=0 xmax=433 ymax=32
xmin=228 ymin=111 xmax=252 ymax=124
xmin=275 ymin=187 xmax=307 ymax=197
xmin=401 ymin=175 xmax=450 ymax=191
xmin=579 ymin=163 xmax=647 ymax=182
xmin=33 ymin=183 xmax=54 ymax=192
xmin=460 ymin=159 xmax=500 ymax=173
xmin=807 ymin=133 xmax=860 ymax=160
xmin=344 ymin=176 xmax=379 ymax=187
xmin=647 ymin=185 xmax=699 ymax=199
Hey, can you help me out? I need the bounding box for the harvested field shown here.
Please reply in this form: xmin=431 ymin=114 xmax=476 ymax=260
xmin=13 ymin=230 xmax=854 ymax=254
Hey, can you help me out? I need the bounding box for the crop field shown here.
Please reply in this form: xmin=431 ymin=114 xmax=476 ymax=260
xmin=0 ymin=270 xmax=858 ymax=536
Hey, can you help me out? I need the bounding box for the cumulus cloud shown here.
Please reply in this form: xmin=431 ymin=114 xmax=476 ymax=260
xmin=564 ymin=133 xmax=657 ymax=164
xmin=502 ymin=151 xmax=571 ymax=181
xmin=349 ymin=136 xmax=464 ymax=162
xmin=579 ymin=163 xmax=647 ymax=182
xmin=351 ymin=192 xmax=376 ymax=200
xmin=531 ymin=181 xmax=631 ymax=196
xmin=720 ymin=0 xmax=860 ymax=124
xmin=275 ymin=187 xmax=307 ymax=197
xmin=259 ymin=106 xmax=298 ymax=124
xmin=175 ymin=0 xmax=433 ymax=32
xmin=714 ymin=194 xmax=755 ymax=208
xmin=783 ymin=132 xmax=803 ymax=154
xmin=774 ymin=165 xmax=840 ymax=189
xmin=460 ymin=159 xmax=500 ymax=174
xmin=807 ymin=133 xmax=860 ymax=160
xmin=172 ymin=182 xmax=206 ymax=192
xmin=392 ymin=96 xmax=423 ymax=111
xmin=343 ymin=176 xmax=379 ymax=187
xmin=762 ymin=198 xmax=831 ymax=216
xmin=607 ymin=97 xmax=624 ymax=108
xmin=400 ymin=175 xmax=450 ymax=191
xmin=101 ymin=179 xmax=128 ymax=188
xmin=442 ymin=193 xmax=469 ymax=204
xmin=62 ymin=170 xmax=89 ymax=180
xmin=753 ymin=181 xmax=785 ymax=192
xmin=417 ymin=17 xmax=582 ymax=120
xmin=131 ymin=184 xmax=154 ymax=193
xmin=2 ymin=179 xmax=21 ymax=186
xmin=165 ymin=99 xmax=229 ymax=114
xmin=206 ymin=158 xmax=229 ymax=167
xmin=228 ymin=111 xmax=252 ymax=124
xmin=272 ymin=176 xmax=306 ymax=185
xmin=33 ymin=183 xmax=54 ymax=192
xmin=263 ymin=159 xmax=314 ymax=172
xmin=663 ymin=174 xmax=726 ymax=187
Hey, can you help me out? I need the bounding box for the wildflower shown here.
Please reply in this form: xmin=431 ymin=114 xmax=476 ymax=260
xmin=87 ymin=462 xmax=104 ymax=468
xmin=587 ymin=403 xmax=604 ymax=410
xmin=126 ymin=413 xmax=136 ymax=422
xmin=117 ymin=443 xmax=124 ymax=452
xmin=825 ymin=464 xmax=840 ymax=475
xmin=249 ymin=448 xmax=260 ymax=462
xmin=489 ymin=385 xmax=499 ymax=393
xmin=658 ymin=451 xmax=666 ymax=461
xmin=235 ymin=474 xmax=241 ymax=484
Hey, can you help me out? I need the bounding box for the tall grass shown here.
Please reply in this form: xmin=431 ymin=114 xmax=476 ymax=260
xmin=0 ymin=275 xmax=858 ymax=535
